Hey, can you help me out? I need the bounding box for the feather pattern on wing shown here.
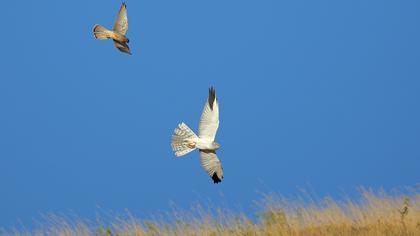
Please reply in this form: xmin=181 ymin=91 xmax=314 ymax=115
xmin=113 ymin=2 xmax=128 ymax=35
xmin=113 ymin=40 xmax=131 ymax=54
xmin=200 ymin=150 xmax=223 ymax=183
xmin=198 ymin=87 xmax=219 ymax=140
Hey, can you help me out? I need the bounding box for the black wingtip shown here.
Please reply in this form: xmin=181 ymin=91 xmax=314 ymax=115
xmin=212 ymin=173 xmax=222 ymax=184
xmin=208 ymin=86 xmax=216 ymax=110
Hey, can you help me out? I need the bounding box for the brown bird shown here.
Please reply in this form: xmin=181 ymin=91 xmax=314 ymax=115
xmin=93 ymin=2 xmax=131 ymax=55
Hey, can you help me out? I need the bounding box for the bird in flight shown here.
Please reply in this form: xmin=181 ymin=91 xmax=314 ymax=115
xmin=93 ymin=2 xmax=131 ymax=55
xmin=171 ymin=87 xmax=223 ymax=184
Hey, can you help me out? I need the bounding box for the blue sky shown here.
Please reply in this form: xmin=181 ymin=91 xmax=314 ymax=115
xmin=0 ymin=0 xmax=419 ymax=228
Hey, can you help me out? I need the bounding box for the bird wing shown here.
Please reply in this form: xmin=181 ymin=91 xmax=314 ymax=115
xmin=200 ymin=150 xmax=223 ymax=183
xmin=113 ymin=2 xmax=128 ymax=35
xmin=198 ymin=87 xmax=219 ymax=140
xmin=113 ymin=40 xmax=131 ymax=55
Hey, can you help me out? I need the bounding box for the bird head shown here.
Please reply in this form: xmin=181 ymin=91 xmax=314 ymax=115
xmin=213 ymin=142 xmax=221 ymax=150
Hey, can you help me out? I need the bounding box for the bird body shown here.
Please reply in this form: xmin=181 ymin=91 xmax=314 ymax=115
xmin=195 ymin=138 xmax=221 ymax=150
xmin=93 ymin=3 xmax=131 ymax=55
xmin=93 ymin=26 xmax=128 ymax=43
xmin=171 ymin=87 xmax=224 ymax=184
xmin=181 ymin=135 xmax=220 ymax=151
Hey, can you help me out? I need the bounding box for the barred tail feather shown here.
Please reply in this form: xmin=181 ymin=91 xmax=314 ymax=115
xmin=93 ymin=25 xmax=112 ymax=39
xmin=171 ymin=123 xmax=198 ymax=157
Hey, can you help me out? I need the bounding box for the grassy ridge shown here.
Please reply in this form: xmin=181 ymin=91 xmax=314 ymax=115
xmin=3 ymin=187 xmax=420 ymax=236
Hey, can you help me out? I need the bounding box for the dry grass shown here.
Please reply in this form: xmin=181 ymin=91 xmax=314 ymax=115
xmin=2 ymin=187 xmax=419 ymax=236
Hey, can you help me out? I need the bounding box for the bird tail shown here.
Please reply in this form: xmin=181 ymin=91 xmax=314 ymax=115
xmin=171 ymin=123 xmax=198 ymax=157
xmin=93 ymin=25 xmax=113 ymax=39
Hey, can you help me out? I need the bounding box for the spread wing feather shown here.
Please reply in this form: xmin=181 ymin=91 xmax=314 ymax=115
xmin=113 ymin=40 xmax=131 ymax=55
xmin=198 ymin=87 xmax=219 ymax=140
xmin=113 ymin=3 xmax=128 ymax=35
xmin=200 ymin=150 xmax=223 ymax=183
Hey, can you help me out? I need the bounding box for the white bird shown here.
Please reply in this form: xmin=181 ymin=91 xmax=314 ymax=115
xmin=171 ymin=87 xmax=223 ymax=184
